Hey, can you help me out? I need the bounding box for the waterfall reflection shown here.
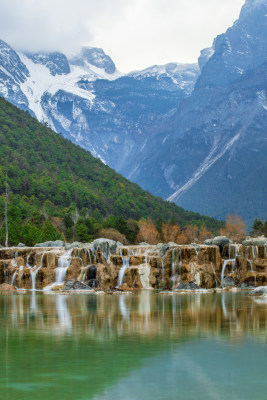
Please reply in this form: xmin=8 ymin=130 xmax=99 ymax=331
xmin=0 ymin=292 xmax=267 ymax=340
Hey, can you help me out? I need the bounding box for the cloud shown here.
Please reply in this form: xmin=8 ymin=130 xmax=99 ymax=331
xmin=0 ymin=0 xmax=128 ymax=54
xmin=0 ymin=0 xmax=245 ymax=72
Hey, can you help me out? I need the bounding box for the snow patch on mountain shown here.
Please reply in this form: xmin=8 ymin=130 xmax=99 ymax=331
xmin=128 ymin=63 xmax=199 ymax=93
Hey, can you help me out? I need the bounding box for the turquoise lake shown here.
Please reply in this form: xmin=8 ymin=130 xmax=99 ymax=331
xmin=0 ymin=291 xmax=266 ymax=399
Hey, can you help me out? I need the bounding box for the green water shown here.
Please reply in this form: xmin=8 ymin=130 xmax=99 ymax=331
xmin=0 ymin=291 xmax=266 ymax=400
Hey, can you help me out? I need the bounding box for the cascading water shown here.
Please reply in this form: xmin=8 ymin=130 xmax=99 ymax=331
xmin=221 ymin=260 xmax=230 ymax=287
xmin=248 ymin=257 xmax=257 ymax=287
xmin=172 ymin=248 xmax=177 ymax=276
xmin=117 ymin=257 xmax=130 ymax=287
xmin=161 ymin=258 xmax=165 ymax=289
xmin=30 ymin=266 xmax=42 ymax=291
xmin=28 ymin=253 xmax=43 ymax=291
xmin=77 ymin=257 xmax=89 ymax=283
xmin=26 ymin=255 xmax=31 ymax=269
xmin=252 ymin=246 xmax=258 ymax=260
xmin=171 ymin=248 xmax=178 ymax=289
xmin=179 ymin=248 xmax=182 ymax=277
xmin=55 ymin=249 xmax=73 ymax=284
xmin=11 ymin=271 xmax=17 ymax=286
xmin=246 ymin=246 xmax=258 ymax=286
xmin=221 ymin=244 xmax=239 ymax=287
xmin=88 ymin=249 xmax=92 ymax=264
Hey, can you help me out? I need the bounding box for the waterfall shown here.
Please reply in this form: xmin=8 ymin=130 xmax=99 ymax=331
xmin=248 ymin=259 xmax=257 ymax=286
xmin=77 ymin=257 xmax=86 ymax=282
xmin=144 ymin=249 xmax=149 ymax=263
xmin=26 ymin=254 xmax=31 ymax=269
xmin=30 ymin=266 xmax=42 ymax=291
xmin=172 ymin=248 xmax=177 ymax=276
xmin=252 ymin=246 xmax=258 ymax=260
xmin=161 ymin=258 xmax=165 ymax=289
xmin=27 ymin=253 xmax=44 ymax=290
xmin=179 ymin=247 xmax=182 ymax=276
xmin=55 ymin=249 xmax=73 ymax=284
xmin=80 ymin=267 xmax=88 ymax=283
xmin=221 ymin=260 xmax=229 ymax=287
xmin=221 ymin=244 xmax=239 ymax=287
xmin=171 ymin=248 xmax=178 ymax=289
xmin=88 ymin=249 xmax=92 ymax=264
xmin=11 ymin=271 xmax=17 ymax=286
xmin=117 ymin=257 xmax=130 ymax=287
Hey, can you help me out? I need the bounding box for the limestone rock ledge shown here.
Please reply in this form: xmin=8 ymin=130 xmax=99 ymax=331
xmin=0 ymin=240 xmax=266 ymax=291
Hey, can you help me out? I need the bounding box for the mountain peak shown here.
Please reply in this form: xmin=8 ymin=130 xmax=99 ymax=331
xmin=70 ymin=47 xmax=116 ymax=74
xmin=241 ymin=0 xmax=267 ymax=16
xmin=23 ymin=51 xmax=70 ymax=76
xmin=0 ymin=39 xmax=29 ymax=83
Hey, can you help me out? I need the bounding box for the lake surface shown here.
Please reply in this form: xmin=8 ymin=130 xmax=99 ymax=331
xmin=0 ymin=291 xmax=266 ymax=400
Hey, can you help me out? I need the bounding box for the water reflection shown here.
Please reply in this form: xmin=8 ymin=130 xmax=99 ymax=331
xmin=0 ymin=292 xmax=266 ymax=341
xmin=0 ymin=292 xmax=267 ymax=400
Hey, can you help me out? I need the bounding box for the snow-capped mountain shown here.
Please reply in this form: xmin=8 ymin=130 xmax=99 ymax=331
xmin=0 ymin=0 xmax=266 ymax=226
xmin=128 ymin=63 xmax=199 ymax=94
xmin=0 ymin=39 xmax=198 ymax=162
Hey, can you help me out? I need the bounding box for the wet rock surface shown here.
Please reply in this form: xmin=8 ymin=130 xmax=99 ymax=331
xmin=177 ymin=282 xmax=200 ymax=290
xmin=222 ymin=277 xmax=237 ymax=288
xmin=87 ymin=265 xmax=97 ymax=280
xmin=0 ymin=241 xmax=266 ymax=291
xmin=64 ymin=280 xmax=93 ymax=291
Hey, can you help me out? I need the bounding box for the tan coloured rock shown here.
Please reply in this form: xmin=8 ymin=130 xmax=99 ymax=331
xmin=0 ymin=243 xmax=266 ymax=291
xmin=0 ymin=283 xmax=16 ymax=291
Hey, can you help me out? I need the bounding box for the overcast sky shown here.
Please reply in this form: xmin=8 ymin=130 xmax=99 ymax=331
xmin=0 ymin=0 xmax=245 ymax=72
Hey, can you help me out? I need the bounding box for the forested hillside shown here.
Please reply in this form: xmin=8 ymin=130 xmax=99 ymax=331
xmin=0 ymin=97 xmax=222 ymax=245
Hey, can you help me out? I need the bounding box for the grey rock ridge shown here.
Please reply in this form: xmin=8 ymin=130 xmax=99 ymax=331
xmin=0 ymin=0 xmax=266 ymax=226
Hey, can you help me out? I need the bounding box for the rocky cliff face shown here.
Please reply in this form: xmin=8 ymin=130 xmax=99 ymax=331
xmin=130 ymin=0 xmax=267 ymax=226
xmin=0 ymin=240 xmax=266 ymax=291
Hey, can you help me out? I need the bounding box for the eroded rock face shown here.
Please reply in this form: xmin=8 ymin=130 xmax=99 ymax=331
xmin=91 ymin=239 xmax=118 ymax=261
xmin=0 ymin=242 xmax=266 ymax=291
